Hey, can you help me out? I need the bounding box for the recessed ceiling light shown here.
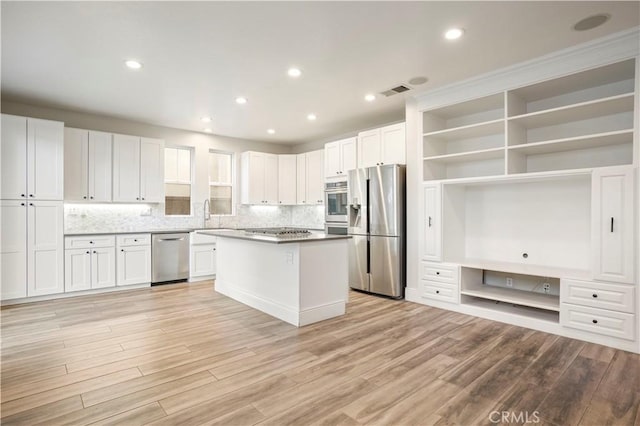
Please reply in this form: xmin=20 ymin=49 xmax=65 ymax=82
xmin=288 ymin=68 xmax=302 ymax=78
xmin=408 ymin=76 xmax=429 ymax=85
xmin=444 ymin=28 xmax=464 ymax=40
xmin=125 ymin=60 xmax=143 ymax=69
xmin=201 ymin=116 xmax=212 ymax=123
xmin=364 ymin=94 xmax=376 ymax=102
xmin=307 ymin=114 xmax=317 ymax=121
xmin=267 ymin=129 xmax=276 ymax=135
xmin=203 ymin=128 xmax=212 ymax=133
xmin=235 ymin=97 xmax=248 ymax=105
xmin=573 ymin=14 xmax=610 ymax=31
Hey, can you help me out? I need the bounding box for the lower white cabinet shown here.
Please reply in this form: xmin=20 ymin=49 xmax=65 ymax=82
xmin=422 ymin=184 xmax=441 ymax=261
xmin=190 ymin=232 xmax=217 ymax=280
xmin=1 ymin=200 xmax=64 ymax=300
xmin=117 ymin=234 xmax=151 ymax=286
xmin=65 ymin=236 xmax=116 ymax=292
xmin=561 ymin=303 xmax=635 ymax=341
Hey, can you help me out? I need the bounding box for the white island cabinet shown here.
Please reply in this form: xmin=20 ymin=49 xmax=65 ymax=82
xmin=208 ymin=230 xmax=350 ymax=326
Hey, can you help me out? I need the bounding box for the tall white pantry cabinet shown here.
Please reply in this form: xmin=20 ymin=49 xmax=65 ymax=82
xmin=1 ymin=114 xmax=65 ymax=300
xmin=406 ymin=29 xmax=640 ymax=353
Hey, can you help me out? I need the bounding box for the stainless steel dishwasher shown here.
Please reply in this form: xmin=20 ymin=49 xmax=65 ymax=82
xmin=151 ymin=233 xmax=189 ymax=284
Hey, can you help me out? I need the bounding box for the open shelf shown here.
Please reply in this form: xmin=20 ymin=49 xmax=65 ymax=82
xmin=423 ymin=93 xmax=504 ymax=133
xmin=507 ymin=129 xmax=633 ymax=155
xmin=507 ymin=93 xmax=634 ymax=130
xmin=461 ymin=286 xmax=559 ymax=312
xmin=454 ymin=258 xmax=590 ymax=280
xmin=461 ymin=297 xmax=560 ymax=323
xmin=424 ymin=147 xmax=505 ymax=164
xmin=423 ymin=119 xmax=504 ymax=140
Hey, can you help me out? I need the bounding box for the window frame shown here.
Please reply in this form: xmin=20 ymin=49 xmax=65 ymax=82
xmin=208 ymin=149 xmax=236 ymax=216
xmin=164 ymin=145 xmax=194 ymax=217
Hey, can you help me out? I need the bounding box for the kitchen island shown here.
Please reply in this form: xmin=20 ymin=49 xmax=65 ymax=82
xmin=200 ymin=229 xmax=350 ymax=326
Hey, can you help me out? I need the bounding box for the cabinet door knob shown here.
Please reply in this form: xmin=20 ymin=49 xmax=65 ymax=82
xmin=592 ymin=294 xmax=598 ymax=298
xmin=121 ymin=249 xmax=124 ymax=252
xmin=141 ymin=197 xmax=145 ymax=201
xmin=20 ymin=194 xmax=25 ymax=197
xmin=93 ymin=251 xmax=96 ymax=254
xmin=90 ymin=196 xmax=94 ymax=200
xmin=29 ymin=194 xmax=34 ymax=197
xmin=592 ymin=319 xmax=598 ymax=324
xmin=213 ymin=248 xmax=216 ymax=251
xmin=83 ymin=196 xmax=87 ymax=199
xmin=29 ymin=203 xmax=34 ymax=206
xmin=436 ymin=290 xmax=440 ymax=294
xmin=136 ymin=197 xmax=140 ymax=200
xmin=20 ymin=203 xmax=25 ymax=206
xmin=86 ymin=251 xmax=90 ymax=254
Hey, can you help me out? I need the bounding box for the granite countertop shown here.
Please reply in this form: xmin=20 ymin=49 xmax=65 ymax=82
xmin=200 ymin=229 xmax=351 ymax=244
xmin=64 ymin=228 xmax=229 ymax=237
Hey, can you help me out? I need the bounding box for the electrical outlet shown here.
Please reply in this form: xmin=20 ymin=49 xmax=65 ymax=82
xmin=542 ymin=283 xmax=551 ymax=294
xmin=285 ymin=252 xmax=294 ymax=265
xmin=506 ymin=277 xmax=513 ymax=287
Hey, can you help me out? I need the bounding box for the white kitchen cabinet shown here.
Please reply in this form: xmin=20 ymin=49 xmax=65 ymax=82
xmin=278 ymin=154 xmax=297 ymax=205
xmin=357 ymin=123 xmax=406 ymax=168
xmin=190 ymin=232 xmax=217 ymax=282
xmin=240 ymin=151 xmax=279 ymax=205
xmin=27 ymin=201 xmax=64 ymax=297
xmin=113 ymin=134 xmax=141 ymax=202
xmin=296 ymin=153 xmax=307 ymax=205
xmin=324 ymin=137 xmax=356 ymax=179
xmin=65 ymin=237 xmax=116 ymax=292
xmin=591 ymin=166 xmax=634 ymax=283
xmin=1 ymin=200 xmax=27 ymax=300
xmin=423 ymin=183 xmax=442 ymax=261
xmin=306 ymin=149 xmax=324 ymax=205
xmin=64 ymin=128 xmax=112 ymax=201
xmin=1 ymin=114 xmax=63 ymax=201
xmin=117 ymin=244 xmax=151 ymax=286
xmin=113 ymin=134 xmax=164 ymax=202
xmin=140 ymin=137 xmax=165 ymax=203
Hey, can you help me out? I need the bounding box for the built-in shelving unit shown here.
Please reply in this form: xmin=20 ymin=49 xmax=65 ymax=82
xmin=423 ymin=59 xmax=636 ymax=182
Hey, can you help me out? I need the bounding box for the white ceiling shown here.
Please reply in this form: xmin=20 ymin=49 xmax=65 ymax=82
xmin=2 ymin=2 xmax=639 ymax=144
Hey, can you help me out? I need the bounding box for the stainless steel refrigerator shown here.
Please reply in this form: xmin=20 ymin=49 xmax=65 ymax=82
xmin=347 ymin=164 xmax=405 ymax=298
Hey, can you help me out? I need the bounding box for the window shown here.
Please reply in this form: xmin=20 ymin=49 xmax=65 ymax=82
xmin=209 ymin=151 xmax=234 ymax=215
xmin=164 ymin=147 xmax=192 ymax=215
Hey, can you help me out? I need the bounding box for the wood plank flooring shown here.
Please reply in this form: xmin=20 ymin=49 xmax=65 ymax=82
xmin=1 ymin=281 xmax=638 ymax=425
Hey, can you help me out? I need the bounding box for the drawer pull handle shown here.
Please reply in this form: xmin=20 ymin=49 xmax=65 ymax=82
xmin=592 ymin=319 xmax=598 ymax=324
xmin=435 ymin=290 xmax=440 ymax=294
xmin=592 ymin=294 xmax=598 ymax=298
xmin=21 ymin=203 xmax=25 ymax=206
xmin=436 ymin=272 xmax=440 ymax=275
xmin=89 ymin=241 xmax=94 ymax=244
xmin=134 ymin=239 xmax=138 ymax=242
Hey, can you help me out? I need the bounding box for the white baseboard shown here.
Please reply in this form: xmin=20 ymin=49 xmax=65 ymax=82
xmin=189 ymin=274 xmax=216 ymax=283
xmin=299 ymin=301 xmax=345 ymax=326
xmin=1 ymin=283 xmax=151 ymax=306
xmin=216 ymin=280 xmax=300 ymax=326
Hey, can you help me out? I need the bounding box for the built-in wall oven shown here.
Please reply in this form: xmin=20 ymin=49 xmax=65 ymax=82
xmin=324 ymin=181 xmax=348 ymax=224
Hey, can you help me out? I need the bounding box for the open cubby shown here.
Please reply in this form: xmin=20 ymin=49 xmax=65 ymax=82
xmin=461 ymin=267 xmax=560 ymax=310
xmin=442 ymin=174 xmax=592 ymax=277
xmin=423 ymin=93 xmax=504 ymax=133
xmin=424 ymin=151 xmax=505 ymax=181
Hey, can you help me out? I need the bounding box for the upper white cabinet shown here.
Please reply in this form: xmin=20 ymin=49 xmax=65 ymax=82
xmin=591 ymin=166 xmax=634 ymax=283
xmin=295 ymin=150 xmax=324 ymax=205
xmin=278 ymin=154 xmax=297 ymax=205
xmin=64 ymin=128 xmax=112 ymax=202
xmin=423 ymin=184 xmax=442 ymax=261
xmin=358 ymin=123 xmax=406 ymax=168
xmin=306 ymin=150 xmax=324 ymax=205
xmin=241 ymin=151 xmax=279 ymax=205
xmin=112 ymin=134 xmax=164 ymax=202
xmin=324 ymin=137 xmax=356 ymax=179
xmin=1 ymin=114 xmax=63 ymax=201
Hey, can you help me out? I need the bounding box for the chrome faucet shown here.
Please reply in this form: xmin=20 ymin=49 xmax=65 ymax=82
xmin=203 ymin=198 xmax=211 ymax=228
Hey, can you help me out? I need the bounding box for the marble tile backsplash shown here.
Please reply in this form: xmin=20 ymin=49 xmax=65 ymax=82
xmin=64 ymin=202 xmax=325 ymax=234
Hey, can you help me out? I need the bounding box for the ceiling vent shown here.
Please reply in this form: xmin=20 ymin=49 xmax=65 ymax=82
xmin=380 ymin=85 xmax=411 ymax=97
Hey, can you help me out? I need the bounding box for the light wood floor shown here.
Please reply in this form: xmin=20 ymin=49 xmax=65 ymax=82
xmin=1 ymin=281 xmax=638 ymax=426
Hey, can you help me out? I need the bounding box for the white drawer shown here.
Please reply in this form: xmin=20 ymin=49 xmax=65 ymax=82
xmin=420 ymin=280 xmax=458 ymax=304
xmin=190 ymin=232 xmax=218 ymax=245
xmin=561 ymin=303 xmax=635 ymax=341
xmin=65 ymin=235 xmax=115 ymax=249
xmin=420 ymin=262 xmax=458 ymax=284
xmin=116 ymin=234 xmax=151 ymax=247
xmin=561 ymin=279 xmax=635 ymax=313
